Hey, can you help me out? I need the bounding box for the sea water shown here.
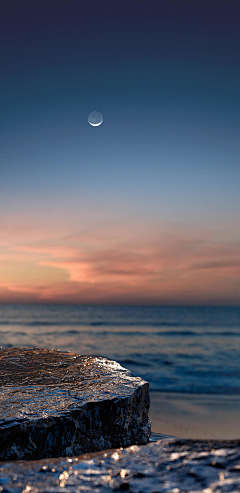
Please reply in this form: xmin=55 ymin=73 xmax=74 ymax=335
xmin=1 ymin=304 xmax=240 ymax=438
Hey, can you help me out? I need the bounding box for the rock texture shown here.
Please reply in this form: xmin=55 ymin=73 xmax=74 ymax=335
xmin=1 ymin=435 xmax=240 ymax=492
xmin=0 ymin=347 xmax=150 ymax=460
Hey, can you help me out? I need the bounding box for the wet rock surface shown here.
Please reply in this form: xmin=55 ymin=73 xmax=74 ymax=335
xmin=1 ymin=435 xmax=240 ymax=492
xmin=0 ymin=347 xmax=150 ymax=460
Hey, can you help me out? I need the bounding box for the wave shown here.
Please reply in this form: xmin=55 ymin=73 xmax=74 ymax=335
xmin=0 ymin=321 xmax=210 ymax=327
xmin=0 ymin=322 xmax=239 ymax=339
xmin=149 ymin=387 xmax=240 ymax=395
xmin=119 ymin=358 xmax=152 ymax=367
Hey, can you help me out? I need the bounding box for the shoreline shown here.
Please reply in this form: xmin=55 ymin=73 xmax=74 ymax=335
xmin=149 ymin=391 xmax=240 ymax=439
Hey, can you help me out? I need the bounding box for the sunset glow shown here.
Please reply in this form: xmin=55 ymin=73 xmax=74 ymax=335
xmin=0 ymin=211 xmax=239 ymax=304
xmin=1 ymin=1 xmax=239 ymax=305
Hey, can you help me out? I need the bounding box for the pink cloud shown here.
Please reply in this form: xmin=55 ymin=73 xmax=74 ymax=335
xmin=189 ymin=259 xmax=240 ymax=270
xmin=0 ymin=215 xmax=240 ymax=304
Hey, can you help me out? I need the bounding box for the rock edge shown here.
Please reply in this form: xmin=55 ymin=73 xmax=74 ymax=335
xmin=0 ymin=347 xmax=151 ymax=460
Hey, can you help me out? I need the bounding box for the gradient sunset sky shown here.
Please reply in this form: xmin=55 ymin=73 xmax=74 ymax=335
xmin=1 ymin=0 xmax=240 ymax=305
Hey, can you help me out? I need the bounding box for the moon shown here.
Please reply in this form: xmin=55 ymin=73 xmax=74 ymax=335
xmin=88 ymin=111 xmax=103 ymax=126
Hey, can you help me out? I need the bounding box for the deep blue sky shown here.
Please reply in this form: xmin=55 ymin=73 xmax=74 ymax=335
xmin=0 ymin=1 xmax=240 ymax=304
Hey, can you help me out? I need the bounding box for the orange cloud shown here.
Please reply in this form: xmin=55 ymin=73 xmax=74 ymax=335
xmin=0 ymin=214 xmax=240 ymax=304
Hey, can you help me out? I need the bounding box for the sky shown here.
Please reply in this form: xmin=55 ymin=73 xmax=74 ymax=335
xmin=0 ymin=0 xmax=240 ymax=305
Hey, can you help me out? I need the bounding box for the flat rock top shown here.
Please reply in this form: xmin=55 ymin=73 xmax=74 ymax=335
xmin=0 ymin=347 xmax=147 ymax=423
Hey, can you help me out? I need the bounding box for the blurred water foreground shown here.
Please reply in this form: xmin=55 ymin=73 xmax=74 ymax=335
xmin=1 ymin=437 xmax=240 ymax=492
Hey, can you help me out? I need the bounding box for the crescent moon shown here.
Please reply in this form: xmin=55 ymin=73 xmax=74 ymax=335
xmin=88 ymin=111 xmax=103 ymax=126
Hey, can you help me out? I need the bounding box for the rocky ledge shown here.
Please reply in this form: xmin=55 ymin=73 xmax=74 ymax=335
xmin=0 ymin=347 xmax=150 ymax=461
xmin=1 ymin=436 xmax=240 ymax=492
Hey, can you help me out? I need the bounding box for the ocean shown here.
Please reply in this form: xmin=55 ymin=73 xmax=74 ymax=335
xmin=1 ymin=304 xmax=240 ymax=439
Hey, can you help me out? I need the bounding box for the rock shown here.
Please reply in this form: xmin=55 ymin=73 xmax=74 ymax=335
xmin=1 ymin=435 xmax=240 ymax=492
xmin=0 ymin=347 xmax=150 ymax=460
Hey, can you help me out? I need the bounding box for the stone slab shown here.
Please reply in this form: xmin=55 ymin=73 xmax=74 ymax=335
xmin=0 ymin=347 xmax=150 ymax=460
xmin=1 ymin=435 xmax=240 ymax=492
